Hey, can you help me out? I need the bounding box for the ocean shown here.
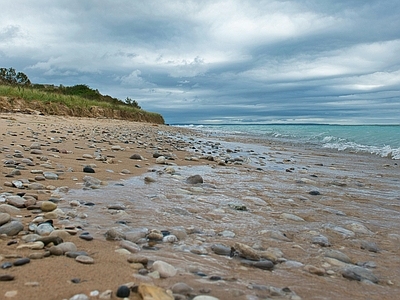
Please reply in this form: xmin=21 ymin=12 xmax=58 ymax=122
xmin=175 ymin=124 xmax=400 ymax=160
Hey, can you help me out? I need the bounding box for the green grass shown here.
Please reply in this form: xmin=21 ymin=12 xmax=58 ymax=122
xmin=0 ymin=85 xmax=165 ymax=124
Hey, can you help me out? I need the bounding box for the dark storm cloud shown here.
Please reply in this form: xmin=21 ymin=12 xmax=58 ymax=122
xmin=1 ymin=0 xmax=399 ymax=124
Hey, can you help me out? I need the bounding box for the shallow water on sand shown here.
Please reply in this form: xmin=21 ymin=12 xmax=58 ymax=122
xmin=61 ymin=135 xmax=400 ymax=299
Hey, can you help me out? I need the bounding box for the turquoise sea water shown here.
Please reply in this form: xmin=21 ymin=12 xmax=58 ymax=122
xmin=176 ymin=124 xmax=400 ymax=160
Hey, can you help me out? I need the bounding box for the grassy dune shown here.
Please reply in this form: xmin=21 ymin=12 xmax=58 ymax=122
xmin=0 ymin=85 xmax=165 ymax=124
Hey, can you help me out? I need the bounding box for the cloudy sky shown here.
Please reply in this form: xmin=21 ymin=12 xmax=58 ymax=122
xmin=1 ymin=1 xmax=400 ymax=124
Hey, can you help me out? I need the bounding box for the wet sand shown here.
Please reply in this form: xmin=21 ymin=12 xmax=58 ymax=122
xmin=0 ymin=113 xmax=399 ymax=300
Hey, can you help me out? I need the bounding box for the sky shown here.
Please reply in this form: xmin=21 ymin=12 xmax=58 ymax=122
xmin=1 ymin=0 xmax=400 ymax=124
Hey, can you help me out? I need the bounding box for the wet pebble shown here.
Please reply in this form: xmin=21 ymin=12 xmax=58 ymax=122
xmin=211 ymin=244 xmax=231 ymax=256
xmin=360 ymin=241 xmax=379 ymax=252
xmin=120 ymin=240 xmax=141 ymax=253
xmin=312 ymin=235 xmax=331 ymax=247
xmin=13 ymin=257 xmax=30 ymax=266
xmin=342 ymin=266 xmax=379 ymax=283
xmin=83 ymin=166 xmax=95 ymax=173
xmin=116 ymin=285 xmax=130 ymax=298
xmin=79 ymin=232 xmax=94 ymax=241
xmin=66 ymin=251 xmax=89 ymax=258
xmin=171 ymin=282 xmax=194 ymax=295
xmin=186 ymin=174 xmax=203 ymax=184
xmin=152 ymin=260 xmax=177 ymax=278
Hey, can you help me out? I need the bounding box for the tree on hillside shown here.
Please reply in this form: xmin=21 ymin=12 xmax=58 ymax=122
xmin=125 ymin=97 xmax=141 ymax=109
xmin=0 ymin=67 xmax=31 ymax=85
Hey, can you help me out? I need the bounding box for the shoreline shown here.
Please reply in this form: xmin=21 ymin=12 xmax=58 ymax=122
xmin=1 ymin=113 xmax=399 ymax=300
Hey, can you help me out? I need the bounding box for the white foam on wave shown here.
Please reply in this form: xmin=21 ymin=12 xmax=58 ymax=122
xmin=323 ymin=141 xmax=400 ymax=160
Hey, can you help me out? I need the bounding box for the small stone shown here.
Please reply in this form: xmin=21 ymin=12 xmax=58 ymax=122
xmin=16 ymin=241 xmax=44 ymax=250
xmin=0 ymin=204 xmax=21 ymax=215
xmin=4 ymin=291 xmax=18 ymax=298
xmin=186 ymin=175 xmax=203 ymax=184
xmin=234 ymin=242 xmax=260 ymax=260
xmin=147 ymin=230 xmax=163 ymax=241
xmin=130 ymin=154 xmax=143 ymax=160
xmin=325 ymin=250 xmax=352 ymax=264
xmin=69 ymin=294 xmax=89 ymax=300
xmin=83 ymin=166 xmax=95 ymax=173
xmin=99 ymin=290 xmax=113 ymax=299
xmin=0 ymin=274 xmax=15 ymax=281
xmin=360 ymin=241 xmax=379 ymax=253
xmin=304 ymin=265 xmax=326 ymax=276
xmin=49 ymin=242 xmax=77 ymax=255
xmin=116 ymin=285 xmax=130 ymax=298
xmin=35 ymin=222 xmax=54 ymax=235
xmin=309 ymin=190 xmax=321 ymax=195
xmin=127 ymin=255 xmax=148 ymax=265
xmin=138 ymin=283 xmax=174 ymax=300
xmin=171 ymin=282 xmax=194 ymax=295
xmin=13 ymin=257 xmax=30 ymax=266
xmin=76 ymin=255 xmax=94 ymax=264
xmin=29 ymin=252 xmax=46 ymax=259
xmin=120 ymin=240 xmax=141 ymax=253
xmin=40 ymin=201 xmax=57 ymax=212
xmin=211 ymin=244 xmax=231 ymax=256
xmin=312 ymin=235 xmax=331 ymax=247
xmin=163 ymin=235 xmax=178 ymax=243
xmin=1 ymin=262 xmax=13 ymax=269
xmin=79 ymin=232 xmax=93 ymax=241
xmin=66 ymin=251 xmax=89 ymax=258
xmin=0 ymin=213 xmax=11 ymax=226
xmin=105 ymin=228 xmax=126 ymax=241
xmin=342 ymin=266 xmax=379 ymax=283
xmin=152 ymin=260 xmax=177 ymax=278
xmin=192 ymin=296 xmax=220 ymax=300
xmin=0 ymin=221 xmax=24 ymax=236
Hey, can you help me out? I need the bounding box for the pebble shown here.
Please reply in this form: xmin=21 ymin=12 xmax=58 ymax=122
xmin=83 ymin=166 xmax=95 ymax=173
xmin=192 ymin=296 xmax=220 ymax=300
xmin=234 ymin=242 xmax=260 ymax=260
xmin=186 ymin=174 xmax=203 ymax=184
xmin=138 ymin=284 xmax=174 ymax=300
xmin=360 ymin=240 xmax=379 ymax=252
xmin=116 ymin=285 xmax=130 ymax=298
xmin=171 ymin=282 xmax=194 ymax=295
xmin=40 ymin=201 xmax=57 ymax=212
xmin=4 ymin=291 xmax=18 ymax=298
xmin=304 ymin=265 xmax=326 ymax=276
xmin=342 ymin=266 xmax=379 ymax=283
xmin=0 ymin=221 xmax=24 ymax=236
xmin=0 ymin=274 xmax=15 ymax=281
xmin=35 ymin=222 xmax=54 ymax=235
xmin=76 ymin=255 xmax=94 ymax=264
xmin=0 ymin=212 xmax=11 ymax=226
xmin=79 ymin=232 xmax=94 ymax=241
xmin=49 ymin=242 xmax=77 ymax=255
xmin=66 ymin=251 xmax=89 ymax=258
xmin=13 ymin=257 xmax=30 ymax=266
xmin=0 ymin=204 xmax=21 ymax=215
xmin=324 ymin=250 xmax=352 ymax=264
xmin=281 ymin=213 xmax=305 ymax=222
xmin=69 ymin=294 xmax=89 ymax=300
xmin=152 ymin=260 xmax=177 ymax=278
xmin=120 ymin=240 xmax=141 ymax=253
xmin=312 ymin=235 xmax=331 ymax=247
xmin=211 ymin=244 xmax=231 ymax=256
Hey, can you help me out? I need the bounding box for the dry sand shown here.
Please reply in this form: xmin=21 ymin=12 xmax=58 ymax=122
xmin=0 ymin=113 xmax=399 ymax=300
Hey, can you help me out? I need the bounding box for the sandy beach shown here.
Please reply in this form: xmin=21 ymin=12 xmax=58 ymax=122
xmin=0 ymin=113 xmax=399 ymax=300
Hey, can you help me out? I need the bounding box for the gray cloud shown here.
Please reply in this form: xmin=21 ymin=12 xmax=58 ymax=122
xmin=1 ymin=0 xmax=399 ymax=124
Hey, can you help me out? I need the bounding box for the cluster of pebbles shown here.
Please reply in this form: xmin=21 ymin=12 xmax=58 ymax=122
xmin=0 ymin=114 xmax=399 ymax=300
